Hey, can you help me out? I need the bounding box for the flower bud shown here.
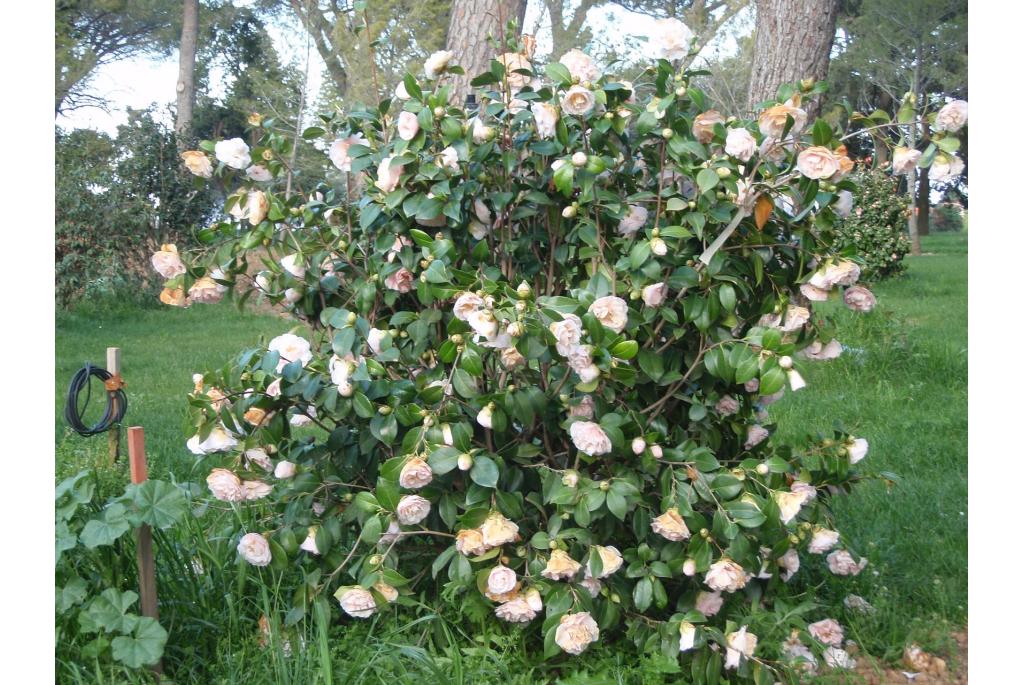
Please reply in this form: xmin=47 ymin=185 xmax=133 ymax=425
xmin=458 ymin=453 xmax=473 ymax=471
xmin=611 ymin=593 xmax=621 ymax=603
xmin=516 ymin=281 xmax=532 ymax=299
xmin=683 ymin=559 xmax=697 ymax=576
xmin=789 ymin=534 xmax=801 ymax=545
xmin=650 ymin=237 xmax=668 ymax=256
xmin=716 ymin=167 xmax=731 ymax=179
xmin=343 ymin=493 xmax=353 ymax=502
xmin=661 ymin=128 xmax=674 ymax=139
xmin=433 ymin=106 xmax=445 ymax=118
xmin=507 ymin=321 xmax=524 ymax=337
xmin=562 ymin=205 xmax=577 ymax=219
xmin=450 ymin=334 xmax=463 ymax=345
xmin=515 ymin=546 xmax=527 ymax=557
xmin=571 ymin=151 xmax=588 ymax=167
xmin=687 ymin=200 xmax=696 ymax=209
xmin=599 ymin=480 xmax=610 ymax=492
xmin=800 ymin=77 xmax=815 ymax=92
xmin=700 ymin=528 xmax=710 ymax=538
xmin=346 ymin=312 xmax=357 ymax=325
xmin=562 ymin=470 xmax=579 ymax=487
xmin=631 ymin=437 xmax=647 ymax=455
xmin=561 ymin=512 xmax=571 ymax=520
xmin=423 ymin=416 xmax=435 ymax=427
xmin=378 ymin=405 xmax=392 ymax=415
xmin=603 ymin=111 xmax=615 ymax=120
xmin=549 ymin=540 xmax=559 ymax=550
xmin=368 ymin=554 xmax=384 ymax=567
xmin=755 ymin=463 xmax=769 ymax=475
xmin=650 ymin=444 xmax=663 ymax=458
xmin=675 ymin=86 xmax=686 ymax=97
xmin=629 ymin=289 xmax=641 ymax=300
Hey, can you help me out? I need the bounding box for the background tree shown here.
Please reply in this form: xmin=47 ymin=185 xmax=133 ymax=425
xmin=175 ymin=0 xmax=200 ymax=149
xmin=55 ymin=0 xmax=181 ymax=115
xmin=444 ymin=0 xmax=529 ymax=104
xmin=746 ymin=0 xmax=839 ymax=116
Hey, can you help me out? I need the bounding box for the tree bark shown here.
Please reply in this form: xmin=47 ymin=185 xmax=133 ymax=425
xmin=916 ymin=122 xmax=931 ymax=236
xmin=174 ymin=0 xmax=199 ymax=151
xmin=444 ymin=0 xmax=528 ymax=106
xmin=747 ymin=0 xmax=839 ymax=117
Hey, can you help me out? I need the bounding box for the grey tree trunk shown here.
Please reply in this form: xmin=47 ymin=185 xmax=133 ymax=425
xmin=747 ymin=0 xmax=839 ymax=117
xmin=444 ymin=0 xmax=528 ymax=106
xmin=174 ymin=0 xmax=199 ymax=151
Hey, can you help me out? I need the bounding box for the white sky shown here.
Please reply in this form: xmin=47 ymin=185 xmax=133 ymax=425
xmin=56 ymin=0 xmax=751 ymax=136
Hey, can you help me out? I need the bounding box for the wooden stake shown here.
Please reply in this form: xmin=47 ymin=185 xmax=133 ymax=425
xmin=127 ymin=426 xmax=163 ymax=675
xmin=107 ymin=347 xmax=121 ymax=465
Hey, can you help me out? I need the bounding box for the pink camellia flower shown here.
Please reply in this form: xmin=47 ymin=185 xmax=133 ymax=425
xmin=800 ymin=282 xmax=830 ymax=302
xmin=237 ymin=533 xmax=272 ymax=566
xmin=384 ymin=267 xmax=414 ymax=293
xmin=778 ymin=548 xmax=800 ymax=581
xmin=892 ymin=146 xmax=922 ymax=175
xmin=188 ymin=277 xmax=225 ymax=304
xmin=561 ymin=85 xmax=596 ymax=116
xmin=725 ymin=626 xmax=758 ymax=669
xmin=268 ymin=333 xmax=313 ymax=372
xmin=929 ymin=154 xmax=964 ymax=183
xmin=550 ymin=314 xmax=584 ymax=356
xmin=588 ymin=296 xmax=629 ymax=333
xmin=374 ymin=154 xmax=404 ymax=193
xmin=808 ymin=528 xmax=840 ymax=554
xmin=797 ymin=146 xmax=840 ymax=179
xmin=398 ymin=457 xmax=433 ymax=489
xmin=651 ymin=508 xmax=690 ymax=541
xmin=650 ymin=17 xmax=694 ymax=60
xmin=808 ymin=618 xmax=845 ymax=647
xmin=692 ymin=110 xmax=725 ymax=144
xmin=695 ymin=590 xmax=723 ymax=616
xmin=744 ymin=425 xmax=770 ymax=450
xmin=207 ymin=468 xmax=244 ymax=502
xmin=329 ymin=133 xmax=368 ymax=172
xmin=641 ymin=282 xmax=668 ymax=307
xmin=487 ymin=565 xmax=518 ymax=595
xmin=758 ymin=98 xmax=807 ymax=138
xmin=568 ymin=395 xmax=595 ymax=419
xmin=152 ymin=244 xmax=186 ymax=279
xmin=336 ymin=586 xmax=376 ymax=618
xmin=715 ymin=395 xmax=739 ymax=415
xmin=826 ymin=550 xmax=868 ymax=576
xmin=395 ymin=495 xmax=431 ymax=525
xmin=705 ymin=558 xmax=748 ymax=592
xmin=799 ymin=339 xmax=843 ymax=361
xmin=554 ymin=611 xmax=600 ymax=655
xmin=495 ymin=595 xmax=537 ymax=623
xmin=725 ymin=127 xmax=756 ymax=161
xmin=559 ymin=49 xmax=600 ymax=83
xmin=455 ymin=528 xmax=487 ymax=556
xmin=397 ymin=111 xmax=420 ymax=141
xmin=935 ymin=99 xmax=967 ymax=133
xmin=480 ymin=511 xmax=519 ymax=548
xmin=569 ymin=421 xmax=613 ymax=456
xmin=242 ymin=480 xmax=272 ymax=500
xmin=844 ymin=286 xmax=876 ymax=312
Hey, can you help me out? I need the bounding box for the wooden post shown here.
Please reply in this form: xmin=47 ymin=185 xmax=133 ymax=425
xmin=127 ymin=426 xmax=163 ymax=675
xmin=107 ymin=347 xmax=121 ymax=465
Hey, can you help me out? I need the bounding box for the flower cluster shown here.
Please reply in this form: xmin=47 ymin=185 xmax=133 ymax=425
xmin=163 ymin=25 xmax=962 ymax=680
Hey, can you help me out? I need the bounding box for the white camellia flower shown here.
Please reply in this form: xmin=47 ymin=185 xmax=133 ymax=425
xmin=775 ymin=490 xmax=807 ymax=524
xmin=554 ymin=612 xmax=600 ymax=655
xmin=188 ymin=426 xmax=239 ymax=455
xmin=206 ymin=468 xmax=244 ymax=502
xmin=808 ymin=618 xmax=844 ymax=647
xmin=651 ymin=508 xmax=690 ymax=541
xmin=476 ymin=404 xmax=494 ymax=429
xmin=588 ymin=296 xmax=629 ymax=333
xmin=682 ymin=559 xmax=697 ymax=576
xmin=725 ymin=626 xmax=758 ymax=670
xmin=561 ymin=85 xmax=596 ymax=116
xmin=631 ymin=437 xmax=646 ymax=455
xmin=237 ymin=533 xmax=272 ymax=566
xmin=214 ymin=138 xmax=251 ymax=169
xmin=928 ymin=154 xmax=964 ymax=183
xmin=373 ymin=581 xmax=399 ymax=603
xmin=618 ymin=204 xmax=648 ymax=236
xmin=679 ymin=621 xmax=697 ymax=652
xmin=398 ymin=457 xmax=433 ymax=489
xmin=797 ymin=146 xmax=840 ymax=179
xmin=274 ymin=461 xmax=296 ymax=479
xmin=300 ymin=527 xmax=320 ymax=554
xmin=650 ymin=237 xmax=668 ymax=256
xmin=394 ymin=80 xmax=410 ymax=100
xmin=480 ymin=511 xmax=519 ymax=547
xmin=650 ymin=17 xmax=694 ymax=60
xmin=268 ymin=333 xmax=313 ymax=372
xmin=152 ymin=244 xmax=186 ymax=279
xmin=846 ymin=437 xmax=869 ymax=463
xmin=384 ymin=267 xmax=414 ymax=293
xmin=695 ymin=590 xmax=723 ymax=616
xmin=495 ymin=596 xmax=537 ymax=623
xmin=559 ymin=49 xmax=600 ymax=83
xmin=337 ymin=587 xmax=377 ymax=618
xmin=329 ymin=133 xmax=367 ymax=172
xmin=397 ymin=111 xmax=420 ymax=141
xmin=549 ymin=314 xmax=584 ymax=356
xmin=569 ymin=421 xmax=613 ymax=456
xmin=808 ymin=528 xmax=840 ymax=554
xmin=826 ymin=550 xmax=868 ymax=576
xmin=466 ymin=309 xmax=499 ymax=340
xmin=439 ymin=146 xmax=459 ymax=170
xmin=532 ymin=102 xmax=559 ymax=139
xmin=934 ymin=99 xmax=967 ymax=132
xmin=542 ymin=549 xmax=582 ymax=580
xmin=487 ymin=565 xmax=517 ymax=595
xmin=366 ymin=327 xmax=387 ymax=355
xmin=423 ymin=50 xmax=453 ymax=79
xmin=246 ymin=164 xmax=273 ymax=182
xmin=290 ymin=407 xmax=316 ymax=427
xmin=778 ymin=547 xmax=800 ymax=581
xmin=472 ymin=117 xmax=495 ymax=143
xmin=280 ymin=253 xmax=306 ymax=279
xmin=396 ymin=495 xmax=431 ymax=525
xmin=374 ymin=154 xmax=404 ymax=193
xmin=592 ymin=545 xmax=623 ymax=578
xmin=725 ymin=128 xmax=757 ymax=161
xmin=891 ymin=146 xmax=922 ymax=175
xmin=800 ymin=338 xmax=844 ymax=362
xmin=705 ymin=558 xmax=748 ymax=592
xmin=188 ymin=277 xmax=224 ymax=304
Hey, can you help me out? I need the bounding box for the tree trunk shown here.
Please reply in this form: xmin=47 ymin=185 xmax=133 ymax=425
xmin=174 ymin=0 xmax=199 ymax=151
xmin=444 ymin=0 xmax=528 ymax=106
xmin=747 ymin=0 xmax=839 ymax=117
xmin=916 ymin=122 xmax=931 ymax=236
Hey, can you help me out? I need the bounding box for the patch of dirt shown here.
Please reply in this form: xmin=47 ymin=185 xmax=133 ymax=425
xmin=833 ymin=630 xmax=967 ymax=685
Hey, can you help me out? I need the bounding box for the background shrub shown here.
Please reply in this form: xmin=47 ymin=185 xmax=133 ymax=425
xmin=833 ymin=166 xmax=912 ymax=281
xmin=929 ymin=203 xmax=964 ymax=233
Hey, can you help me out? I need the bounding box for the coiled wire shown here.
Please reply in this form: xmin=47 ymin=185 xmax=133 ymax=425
xmin=64 ymin=364 xmax=127 ymax=436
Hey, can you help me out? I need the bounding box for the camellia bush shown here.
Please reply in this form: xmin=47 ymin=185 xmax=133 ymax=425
xmin=155 ymin=18 xmax=966 ymax=682
xmin=832 ymin=165 xmax=912 ymax=281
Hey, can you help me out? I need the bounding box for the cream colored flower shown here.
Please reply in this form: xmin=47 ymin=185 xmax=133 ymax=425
xmin=300 ymin=527 xmax=320 ymax=554
xmin=237 ymin=533 xmax=272 ymax=566
xmin=725 ymin=626 xmax=758 ymax=670
xmin=695 ymin=590 xmax=723 ymax=616
xmin=533 ymin=102 xmax=559 ymax=139
xmin=423 ymin=50 xmax=453 ymax=79
xmin=555 ymin=612 xmax=600 ymax=655
xmin=188 ymin=277 xmax=224 ymax=304
xmin=561 ymin=85 xmax=596 ymax=117
xmin=617 ymin=204 xmax=648 ymax=236
xmin=280 ymin=253 xmax=306 ymax=279
xmin=152 ymin=244 xmax=186 ymax=279
xmin=337 ymin=587 xmax=376 ymax=618
xmin=384 ymin=267 xmax=414 ymax=293
xmin=758 ymin=99 xmax=807 ymax=138
xmin=399 ymin=457 xmax=433 ymax=489
xmin=438 ymin=145 xmax=459 ymax=171
xmin=246 ymin=164 xmax=272 ymax=182
xmin=181 ymin=150 xmax=213 ymax=178
xmin=808 ymin=618 xmax=844 ymax=647
xmin=800 ymin=283 xmax=830 ymax=301
xmin=476 ymin=404 xmax=493 ymax=429
xmin=651 ymin=508 xmax=690 ymax=541
xmin=834 ymin=189 xmax=854 ymax=217
xmin=799 ymin=339 xmax=843 ymax=361
xmin=705 ymin=558 xmax=748 ymax=592
xmin=466 ymin=309 xmax=499 ymax=340
xmin=500 ymin=346 xmax=526 ymax=369
xmin=650 ymin=17 xmax=694 ymax=61
xmin=679 ymin=621 xmax=697 ymax=651
xmin=268 ymin=333 xmax=312 ymax=372
xmin=542 ymin=549 xmax=582 ymax=580
xmin=892 ymin=146 xmax=922 ymax=175
xmin=935 ymin=100 xmax=967 ymax=133
xmin=396 ymin=495 xmax=430 ymax=525
xmin=824 ymin=646 xmax=856 ymax=669
xmin=243 ymin=448 xmax=272 ymax=471
xmin=207 ymin=468 xmax=244 ymax=502
xmin=397 ymin=111 xmax=420 ymax=141
xmin=847 ymin=437 xmax=869 ymax=464
xmin=844 ymin=285 xmax=876 ymax=312
xmin=692 ymin=110 xmax=725 ymax=144
xmin=559 ymin=49 xmax=599 ymax=83
xmin=455 ymin=528 xmax=487 ymax=556
xmin=593 ymin=545 xmax=623 ymax=578
xmin=569 ymin=421 xmax=612 ymax=456
xmin=725 ymin=128 xmax=757 ymax=161
xmin=588 ymin=296 xmax=628 ymax=333
xmin=472 ymin=117 xmax=495 ymax=143
xmin=242 ymin=480 xmax=272 ymax=500
xmin=187 ymin=425 xmax=238 ymax=455
xmin=775 ymin=490 xmax=806 ymax=525
xmin=375 ymin=155 xmax=404 ymax=193
xmin=487 ymin=565 xmax=517 ymax=595
xmin=372 ymin=581 xmax=398 ymax=603
xmin=498 ymin=52 xmax=532 ymax=90
xmin=808 ymin=528 xmax=840 ymax=554
xmin=580 ymin=576 xmax=602 ymax=597
xmin=568 ymin=395 xmax=595 ymax=418
xmin=215 ymin=137 xmax=251 ymax=169
xmin=826 ymin=550 xmax=867 ymax=575
xmin=779 ymin=547 xmax=800 ymax=581
xmin=797 ymin=146 xmax=840 ymax=180
xmin=929 ymin=154 xmax=964 ymax=183
xmin=274 ymin=461 xmax=296 ymax=479
xmin=480 ymin=512 xmax=519 ymax=547
xmin=329 ymin=133 xmax=367 ymax=172
xmin=744 ymin=425 xmax=769 ymax=450
xmin=495 ymin=595 xmax=537 ymax=623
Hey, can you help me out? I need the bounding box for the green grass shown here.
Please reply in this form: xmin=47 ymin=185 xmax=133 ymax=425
xmin=55 ymin=235 xmax=968 ymax=682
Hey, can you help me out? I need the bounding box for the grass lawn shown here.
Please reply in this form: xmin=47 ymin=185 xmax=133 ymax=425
xmin=54 ymin=233 xmax=967 ymax=682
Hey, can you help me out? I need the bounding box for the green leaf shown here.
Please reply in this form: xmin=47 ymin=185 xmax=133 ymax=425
xmin=758 ymin=366 xmax=786 ymax=396
xmin=80 ymin=503 xmax=131 ymax=548
xmin=130 ymin=480 xmax=186 ymax=529
xmin=470 ymin=455 xmax=499 ymax=488
xmin=81 ymin=589 xmax=138 ymax=634
xmin=633 ymin=577 xmax=653 ymax=612
xmin=610 ymin=340 xmax=638 ymax=360
xmin=111 ymin=616 xmax=168 ymax=668
xmin=606 ymin=490 xmax=627 ymax=520
xmin=811 ymin=119 xmax=832 ymax=146
xmin=428 ymin=446 xmax=461 ymax=475
xmin=57 ymin=577 xmax=89 ymax=613
xmin=696 ymin=168 xmax=719 ymax=194
xmin=544 ymin=62 xmax=572 ymax=85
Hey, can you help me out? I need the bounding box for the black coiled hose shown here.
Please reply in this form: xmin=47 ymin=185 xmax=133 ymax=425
xmin=64 ymin=364 xmax=127 ymax=436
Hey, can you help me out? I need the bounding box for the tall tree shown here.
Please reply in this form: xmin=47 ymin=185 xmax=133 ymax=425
xmin=175 ymin=0 xmax=200 ymax=150
xmin=746 ymin=0 xmax=839 ymax=116
xmin=55 ymin=0 xmax=180 ymax=115
xmin=444 ymin=0 xmax=528 ymax=104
